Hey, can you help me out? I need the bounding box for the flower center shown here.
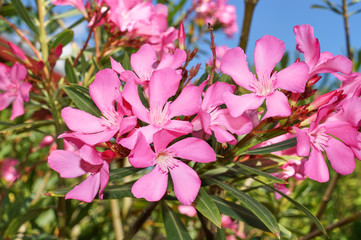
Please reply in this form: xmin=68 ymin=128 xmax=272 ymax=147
xmin=150 ymin=102 xmax=171 ymax=127
xmin=100 ymin=109 xmax=121 ymax=129
xmin=310 ymin=127 xmax=331 ymax=151
xmin=250 ymin=73 xmax=276 ymax=96
xmin=7 ymin=82 xmax=19 ymax=97
xmin=154 ymin=150 xmax=178 ymax=173
xmin=206 ymin=105 xmax=222 ymax=123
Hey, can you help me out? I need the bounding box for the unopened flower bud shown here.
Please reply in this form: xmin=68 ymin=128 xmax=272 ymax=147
xmin=307 ymin=90 xmax=341 ymax=111
xmin=101 ymin=150 xmax=117 ymax=163
xmin=178 ymin=21 xmax=185 ymax=50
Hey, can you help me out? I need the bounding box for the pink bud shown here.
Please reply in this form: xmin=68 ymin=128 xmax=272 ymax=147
xmin=307 ymin=90 xmax=341 ymax=111
xmin=8 ymin=42 xmax=27 ymax=61
xmin=178 ymin=21 xmax=185 ymax=50
xmin=101 ymin=150 xmax=117 ymax=163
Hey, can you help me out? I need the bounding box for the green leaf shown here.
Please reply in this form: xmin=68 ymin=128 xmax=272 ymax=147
xmin=242 ymin=137 xmax=297 ymax=155
xmin=52 ymin=8 xmax=82 ymax=20
xmin=50 ymin=29 xmax=74 ymax=48
xmin=310 ymin=4 xmax=328 ymax=9
xmin=122 ymin=51 xmax=131 ymax=71
xmin=211 ymin=196 xmax=270 ymax=232
xmin=215 ymin=228 xmax=226 ymax=240
xmin=161 ymin=201 xmax=192 ymax=240
xmin=209 ymin=177 xmax=280 ymax=238
xmin=0 ymin=120 xmax=54 ymax=133
xmin=109 ymin=167 xmax=142 ymax=181
xmin=4 ymin=208 xmax=48 ymax=238
xmin=65 ymin=59 xmax=78 ymax=84
xmin=235 ymin=163 xmax=285 ymax=184
xmin=0 ymin=4 xmax=17 ymax=17
xmin=10 ymin=0 xmax=39 ymax=35
xmin=258 ymin=180 xmax=328 ymax=238
xmin=102 ymin=182 xmax=134 ymax=199
xmin=194 ymin=188 xmax=222 ymax=228
xmin=63 ymin=85 xmax=101 ymax=117
xmin=167 ymin=0 xmax=187 ymax=24
xmin=44 ymin=188 xmax=71 ymax=197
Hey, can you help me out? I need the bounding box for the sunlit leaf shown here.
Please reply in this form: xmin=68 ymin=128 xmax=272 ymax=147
xmin=50 ymin=29 xmax=74 ymax=48
xmin=242 ymin=137 xmax=297 ymax=155
xmin=109 ymin=167 xmax=142 ymax=181
xmin=65 ymin=59 xmax=78 ymax=84
xmin=194 ymin=188 xmax=222 ymax=228
xmin=10 ymin=0 xmax=39 ymax=35
xmin=235 ymin=163 xmax=286 ymax=184
xmin=161 ymin=201 xmax=192 ymax=240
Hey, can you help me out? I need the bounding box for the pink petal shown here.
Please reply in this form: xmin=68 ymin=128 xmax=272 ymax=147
xmin=263 ymin=91 xmax=291 ymax=119
xmin=276 ymin=62 xmax=309 ymax=92
xmin=169 ymin=161 xmax=201 ymax=206
xmin=131 ymin=165 xmax=168 ymax=202
xmin=305 ymin=147 xmax=329 ymax=182
xmin=70 ymin=128 xmax=118 ymax=146
xmin=10 ymin=95 xmax=24 ymax=120
xmin=210 ymin=125 xmax=237 ymax=144
xmin=98 ymin=163 xmax=109 ymax=199
xmin=48 ymin=150 xmax=86 ymax=178
xmin=220 ymin=47 xmax=254 ymax=91
xmin=129 ymin=132 xmax=156 ymax=168
xmin=293 ymin=127 xmax=311 ymax=156
xmin=0 ymin=63 xmax=11 ymax=90
xmin=65 ymin=173 xmax=101 ymax=202
xmin=131 ymin=44 xmax=157 ymax=82
xmin=0 ymin=92 xmax=13 ymax=111
xmin=79 ymin=145 xmax=104 ymax=166
xmin=157 ymin=49 xmax=187 ymax=70
xmin=61 ymin=107 xmax=105 ymax=133
xmin=163 ymin=119 xmax=193 ymax=134
xmin=89 ymin=69 xmax=120 ymax=113
xmin=118 ymin=116 xmax=137 ymax=136
xmin=202 ymin=82 xmax=235 ymax=109
xmin=122 ymin=77 xmax=150 ymax=123
xmin=212 ymin=109 xmax=253 ymax=135
xmin=324 ymin=138 xmax=355 ymax=175
xmin=110 ymin=57 xmax=125 ymax=75
xmin=199 ymin=110 xmax=212 ymax=134
xmin=8 ymin=42 xmax=27 ymax=61
xmin=293 ymin=24 xmax=320 ymax=70
xmin=149 ymin=68 xmax=181 ymax=109
xmin=10 ymin=62 xmax=27 ymax=83
xmin=254 ymin=35 xmax=285 ymax=77
xmin=153 ymin=130 xmax=182 ymax=153
xmin=168 ymin=85 xmax=202 ymax=118
xmin=223 ymin=91 xmax=264 ymax=118
xmin=19 ymin=82 xmax=32 ymax=102
xmin=324 ymin=121 xmax=358 ymax=148
xmin=311 ymin=54 xmax=352 ymax=76
xmin=168 ymin=137 xmax=216 ymax=163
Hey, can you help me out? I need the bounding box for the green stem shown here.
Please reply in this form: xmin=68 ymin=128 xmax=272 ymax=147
xmin=239 ymin=0 xmax=259 ymax=51
xmin=342 ymin=0 xmax=353 ymax=61
xmin=37 ymin=0 xmax=48 ymax=61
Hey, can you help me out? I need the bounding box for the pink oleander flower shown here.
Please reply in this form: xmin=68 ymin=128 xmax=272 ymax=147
xmin=339 ymin=72 xmax=361 ymax=98
xmin=105 ymin=0 xmax=153 ymax=33
xmin=111 ymin=43 xmax=186 ymax=88
xmin=294 ymin=24 xmax=352 ymax=78
xmin=221 ymin=35 xmax=309 ymax=119
xmin=147 ymin=26 xmax=178 ymax=59
xmin=48 ymin=144 xmax=109 ymax=202
xmin=52 ymin=0 xmax=85 ymax=11
xmin=207 ymin=45 xmax=230 ymax=70
xmin=129 ymin=130 xmax=216 ymax=205
xmin=0 ymin=62 xmax=31 ymax=120
xmin=61 ymin=69 xmax=137 ymax=146
xmin=119 ymin=68 xmax=202 ymax=148
xmin=221 ymin=215 xmax=245 ymax=240
xmin=294 ymin=102 xmax=359 ymax=182
xmin=192 ymin=82 xmax=253 ymax=144
xmin=1 ymin=158 xmax=20 ymax=183
xmin=272 ymin=159 xmax=306 ymax=200
xmin=178 ymin=205 xmax=197 ymax=217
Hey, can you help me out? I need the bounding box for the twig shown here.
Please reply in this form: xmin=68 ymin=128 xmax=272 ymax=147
xmin=239 ymin=0 xmax=259 ymax=51
xmin=301 ymin=211 xmax=361 ymax=240
xmin=110 ymin=199 xmax=124 ymax=240
xmin=73 ymin=8 xmax=109 ymax=67
xmin=0 ymin=15 xmax=42 ymax=60
xmin=309 ymin=173 xmax=340 ymax=232
xmin=208 ymin=23 xmax=216 ymax=85
xmin=124 ymin=201 xmax=159 ymax=240
xmin=342 ymin=0 xmax=353 ymax=61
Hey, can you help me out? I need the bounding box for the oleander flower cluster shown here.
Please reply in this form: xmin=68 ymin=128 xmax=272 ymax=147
xmin=44 ymin=23 xmax=361 ymax=205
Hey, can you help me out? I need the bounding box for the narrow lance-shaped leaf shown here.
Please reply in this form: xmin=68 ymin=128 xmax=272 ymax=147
xmin=65 ymin=59 xmax=78 ymax=84
xmin=254 ymin=178 xmax=328 ymax=237
xmin=209 ymin=177 xmax=280 ymax=239
xmin=10 ymin=0 xmax=39 ymax=35
xmin=194 ymin=188 xmax=222 ymax=228
xmin=235 ymin=163 xmax=286 ymax=184
xmin=242 ymin=137 xmax=297 ymax=155
xmin=161 ymin=201 xmax=192 ymax=240
xmin=102 ymin=182 xmax=134 ymax=199
xmin=63 ymin=85 xmax=101 ymax=117
xmin=210 ymin=195 xmax=270 ymax=232
xmin=51 ymin=29 xmax=74 ymax=49
xmin=109 ymin=167 xmax=143 ymax=181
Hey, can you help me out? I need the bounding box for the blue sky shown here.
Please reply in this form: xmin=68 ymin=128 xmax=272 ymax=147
xmin=215 ymin=0 xmax=361 ymax=61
